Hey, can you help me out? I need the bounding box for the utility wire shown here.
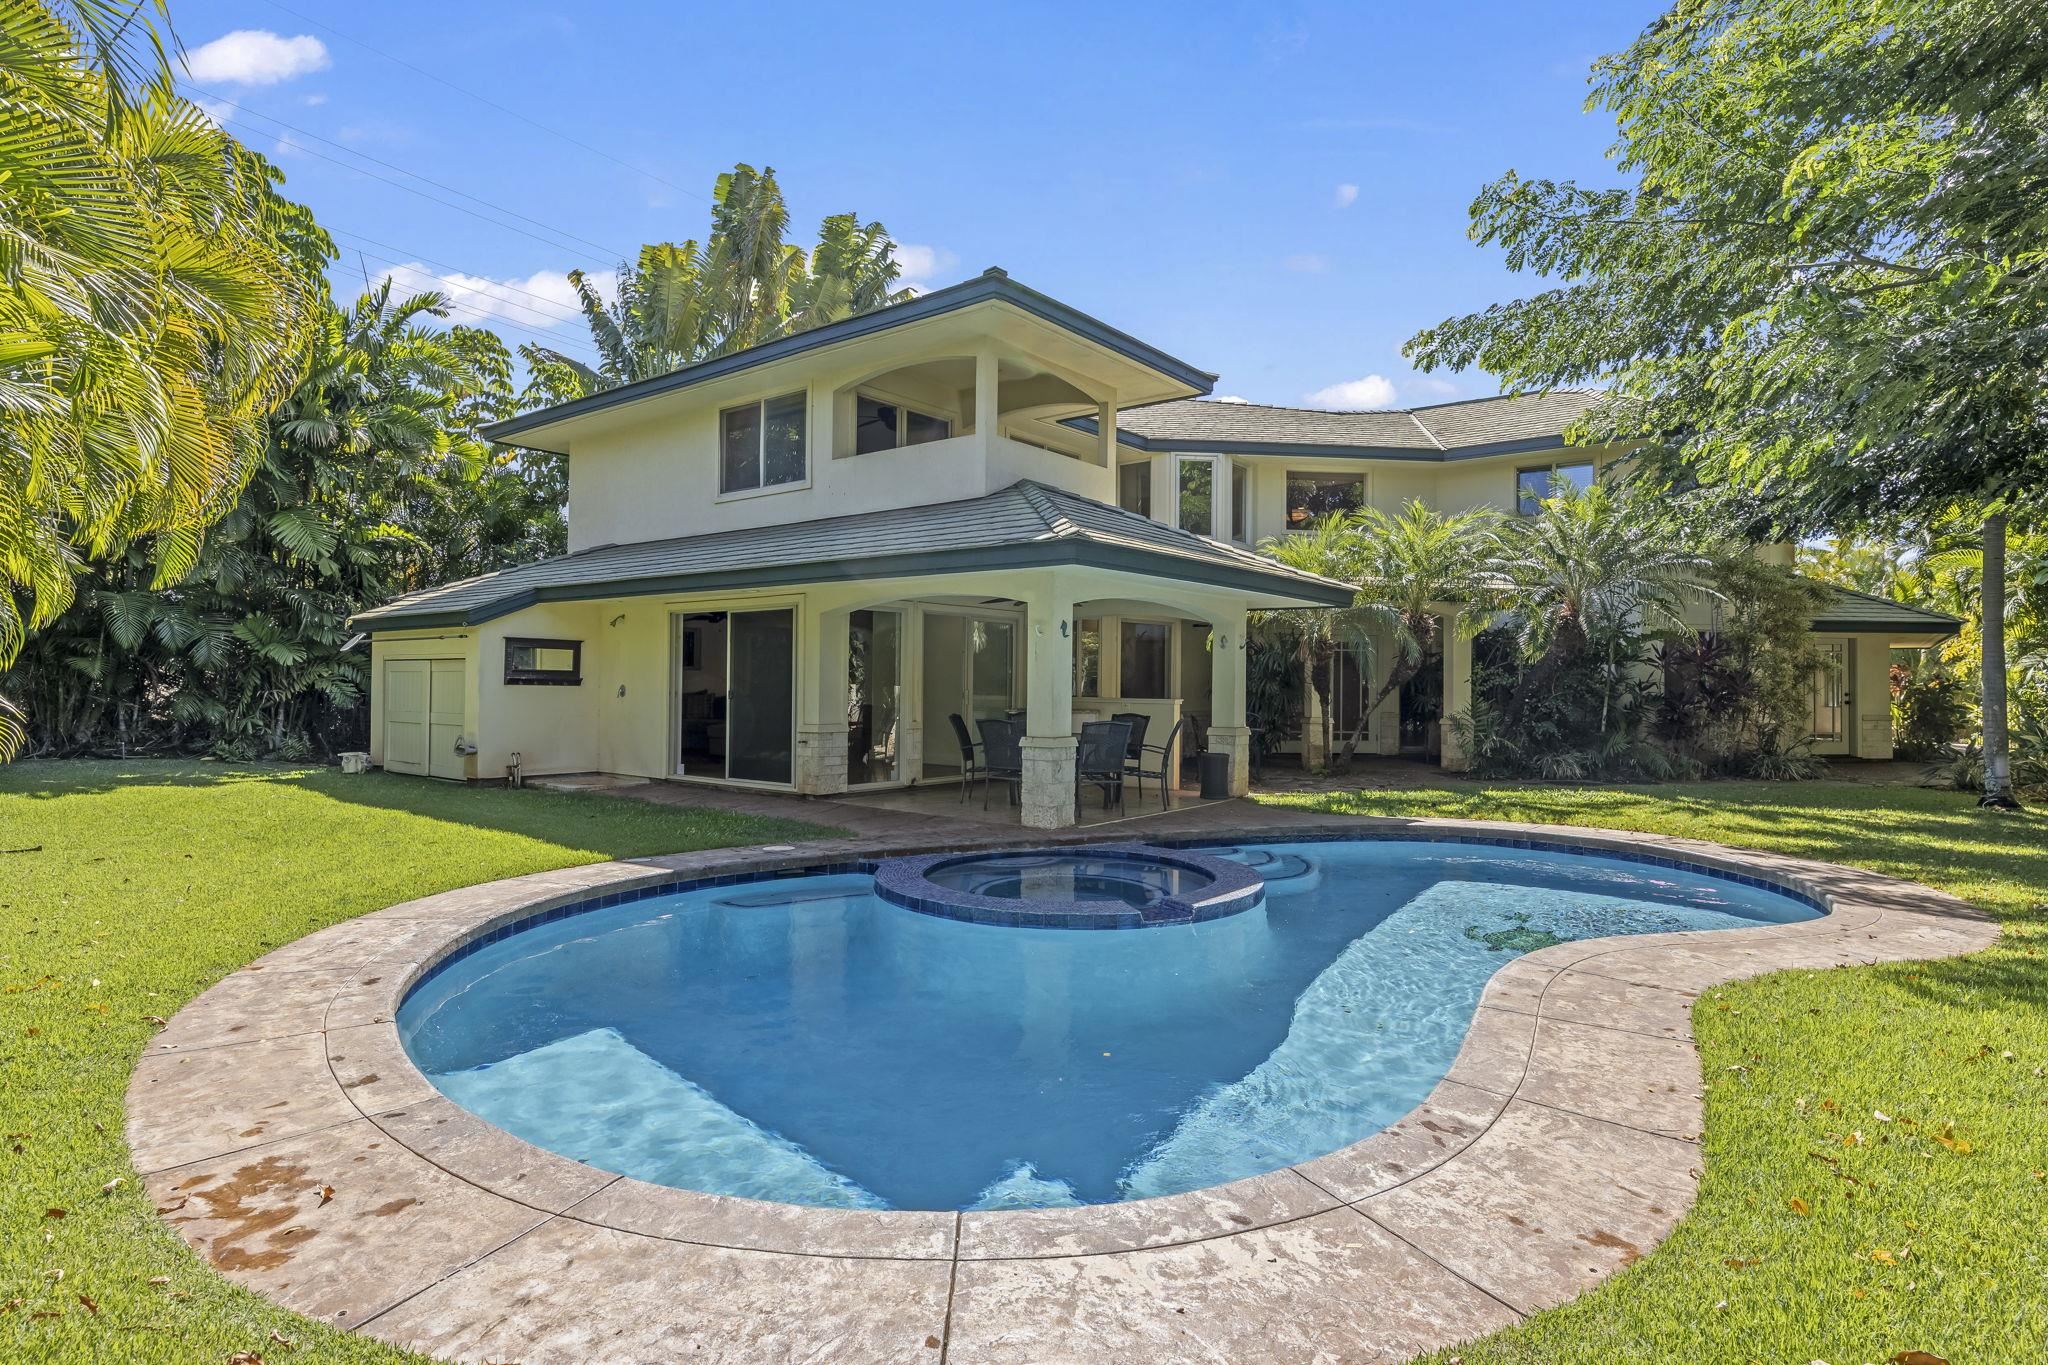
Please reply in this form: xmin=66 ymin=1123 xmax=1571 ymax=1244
xmin=332 ymin=232 xmax=596 ymax=334
xmin=253 ymin=0 xmax=707 ymax=204
xmin=182 ymin=81 xmax=630 ymax=262
xmin=209 ymin=110 xmax=618 ymax=266
xmin=343 ymin=246 xmax=607 ymax=361
xmin=327 ymin=226 xmax=594 ymax=327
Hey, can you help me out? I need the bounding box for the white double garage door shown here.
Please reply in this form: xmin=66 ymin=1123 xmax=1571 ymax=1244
xmin=383 ymin=658 xmax=467 ymax=780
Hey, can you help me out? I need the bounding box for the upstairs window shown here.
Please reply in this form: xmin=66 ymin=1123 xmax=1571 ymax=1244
xmin=1515 ymin=459 xmax=1595 ymax=515
xmin=1117 ymin=460 xmax=1152 ymax=517
xmin=854 ymin=394 xmax=952 ymax=454
xmin=1285 ymin=471 xmax=1365 ymax=530
xmin=1176 ymin=456 xmax=1216 ymax=537
xmin=721 ymin=392 xmax=808 ymax=494
xmin=1230 ymin=462 xmax=1250 ymax=542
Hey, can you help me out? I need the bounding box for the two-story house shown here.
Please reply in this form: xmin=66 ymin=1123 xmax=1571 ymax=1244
xmin=354 ymin=268 xmax=1957 ymax=825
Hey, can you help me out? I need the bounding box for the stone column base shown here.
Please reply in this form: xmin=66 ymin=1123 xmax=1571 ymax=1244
xmin=794 ymin=725 xmax=849 ymax=795
xmin=1206 ymin=725 xmax=1253 ymax=796
xmin=1019 ymin=735 xmax=1077 ymax=830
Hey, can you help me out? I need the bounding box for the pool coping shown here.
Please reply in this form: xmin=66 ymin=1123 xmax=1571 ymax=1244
xmin=125 ymin=813 xmax=1998 ymax=1363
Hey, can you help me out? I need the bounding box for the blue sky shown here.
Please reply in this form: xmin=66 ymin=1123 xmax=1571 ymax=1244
xmin=171 ymin=0 xmax=1653 ymax=409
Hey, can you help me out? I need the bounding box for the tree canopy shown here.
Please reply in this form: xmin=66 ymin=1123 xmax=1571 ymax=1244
xmin=521 ymin=163 xmax=910 ymax=401
xmin=0 ymin=1 xmax=327 ymax=751
xmin=1406 ymin=0 xmax=2048 ymax=803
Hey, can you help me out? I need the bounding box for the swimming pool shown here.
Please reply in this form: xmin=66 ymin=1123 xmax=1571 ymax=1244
xmin=395 ymin=838 xmax=1818 ymax=1213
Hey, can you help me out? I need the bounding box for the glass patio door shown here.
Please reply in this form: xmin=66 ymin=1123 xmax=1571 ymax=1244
xmin=1811 ymin=640 xmax=1848 ymax=744
xmin=969 ymin=619 xmax=1015 ymax=721
xmin=848 ymin=609 xmax=902 ymax=786
xmin=726 ymin=608 xmax=794 ymax=783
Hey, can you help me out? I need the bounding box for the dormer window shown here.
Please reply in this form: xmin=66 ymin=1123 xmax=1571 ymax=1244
xmin=854 ymin=393 xmax=952 ymax=454
xmin=720 ymin=392 xmax=808 ymax=494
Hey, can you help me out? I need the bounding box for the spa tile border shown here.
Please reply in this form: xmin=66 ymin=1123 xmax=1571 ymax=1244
xmin=126 ymin=812 xmax=1997 ymax=1363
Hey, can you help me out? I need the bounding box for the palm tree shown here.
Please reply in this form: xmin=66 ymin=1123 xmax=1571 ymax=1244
xmin=1256 ymin=514 xmax=1380 ymax=770
xmin=520 ymin=164 xmax=911 ymax=399
xmin=1485 ymin=476 xmax=1718 ymax=734
xmin=0 ymin=1 xmax=324 ymax=753
xmin=1330 ymin=500 xmax=1502 ymax=765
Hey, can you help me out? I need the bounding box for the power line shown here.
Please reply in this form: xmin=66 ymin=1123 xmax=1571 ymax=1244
xmin=182 ymin=81 xmax=630 ymax=263
xmin=333 ymin=235 xmax=597 ymax=338
xmin=325 ymin=226 xmax=596 ymax=326
xmin=209 ymin=110 xmax=618 ymax=266
xmin=252 ymin=0 xmax=708 ymax=205
xmin=330 ymin=242 xmax=606 ymax=363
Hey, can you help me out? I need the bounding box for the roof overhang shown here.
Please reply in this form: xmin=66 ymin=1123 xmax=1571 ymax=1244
xmin=483 ymin=270 xmax=1217 ymax=456
xmin=354 ymin=538 xmax=1353 ymax=632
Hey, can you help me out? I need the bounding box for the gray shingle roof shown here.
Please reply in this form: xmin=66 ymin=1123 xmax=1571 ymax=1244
xmin=1805 ymin=581 xmax=1961 ymax=637
xmin=353 ymin=481 xmax=1355 ymax=630
xmin=1103 ymin=390 xmax=1603 ymax=458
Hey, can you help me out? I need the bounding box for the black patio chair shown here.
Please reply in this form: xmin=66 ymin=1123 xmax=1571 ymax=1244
xmin=1110 ymin=711 xmax=1151 ymax=792
xmin=977 ymin=717 xmax=1024 ymax=810
xmin=946 ymin=712 xmax=982 ymax=804
xmin=1075 ymin=720 xmax=1130 ymax=816
xmin=1126 ymin=717 xmax=1190 ymax=812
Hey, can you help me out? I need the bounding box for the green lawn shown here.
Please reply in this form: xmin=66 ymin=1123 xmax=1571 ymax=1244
xmin=0 ymin=760 xmax=832 ymax=1363
xmin=1259 ymin=781 xmax=2048 ymax=1365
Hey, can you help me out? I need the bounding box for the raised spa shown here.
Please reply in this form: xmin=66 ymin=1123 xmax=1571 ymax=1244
xmin=397 ymin=838 xmax=1820 ymax=1213
xmin=872 ymin=844 xmax=1266 ymax=927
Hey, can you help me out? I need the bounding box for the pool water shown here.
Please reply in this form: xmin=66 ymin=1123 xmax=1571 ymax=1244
xmin=397 ymin=840 xmax=1817 ymax=1212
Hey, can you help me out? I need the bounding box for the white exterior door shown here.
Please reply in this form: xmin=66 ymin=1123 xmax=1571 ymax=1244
xmin=384 ymin=658 xmax=466 ymax=779
xmin=1810 ymin=640 xmax=1850 ymax=755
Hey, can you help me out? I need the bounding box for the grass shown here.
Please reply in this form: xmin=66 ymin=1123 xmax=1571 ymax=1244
xmin=0 ymin=760 xmax=831 ymax=1363
xmin=1259 ymin=780 xmax=2048 ymax=1365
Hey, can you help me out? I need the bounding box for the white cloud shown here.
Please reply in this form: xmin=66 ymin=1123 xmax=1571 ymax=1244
xmin=1409 ymin=374 xmax=1461 ymax=399
xmin=1307 ymin=375 xmax=1399 ymax=409
xmin=302 ymin=92 xmax=329 ymax=107
xmin=1283 ymin=253 xmax=1329 ymax=274
xmin=1210 ymin=395 xmax=1251 ymax=404
xmin=372 ymin=261 xmax=613 ymax=330
xmin=891 ymin=242 xmax=960 ymax=292
xmin=1334 ymin=183 xmax=1359 ymax=209
xmin=183 ymin=30 xmax=330 ymax=85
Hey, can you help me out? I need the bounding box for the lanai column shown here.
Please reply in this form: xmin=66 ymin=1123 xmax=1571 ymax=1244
xmin=1208 ymin=605 xmax=1253 ymax=796
xmin=1019 ymin=578 xmax=1077 ymax=829
xmin=795 ymin=600 xmax=849 ymax=795
xmin=1439 ymin=627 xmax=1475 ymax=772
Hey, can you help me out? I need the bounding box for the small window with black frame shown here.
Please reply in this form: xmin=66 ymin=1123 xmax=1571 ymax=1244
xmin=1515 ymin=460 xmax=1595 ymax=515
xmin=1284 ymin=471 xmax=1365 ymax=529
xmin=855 ymin=393 xmax=952 ymax=454
xmin=504 ymin=638 xmax=582 ymax=685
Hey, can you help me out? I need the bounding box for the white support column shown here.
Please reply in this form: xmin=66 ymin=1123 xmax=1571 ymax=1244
xmin=795 ymin=600 xmax=849 ymax=795
xmin=1208 ymin=605 xmax=1252 ymax=796
xmin=1020 ymin=579 xmax=1077 ymax=829
xmin=974 ymin=348 xmax=1000 ymax=439
xmin=1440 ymin=628 xmax=1475 ymax=773
xmin=1096 ymin=399 xmax=1117 ymax=468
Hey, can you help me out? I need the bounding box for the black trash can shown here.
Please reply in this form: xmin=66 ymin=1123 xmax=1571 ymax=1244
xmin=1198 ymin=750 xmax=1233 ymax=800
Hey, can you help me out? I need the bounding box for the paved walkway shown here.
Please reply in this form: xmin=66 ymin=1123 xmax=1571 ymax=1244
xmin=127 ymin=804 xmax=1997 ymax=1365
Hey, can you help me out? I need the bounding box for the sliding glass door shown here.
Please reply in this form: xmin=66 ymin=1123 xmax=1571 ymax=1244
xmin=848 ymin=609 xmax=903 ymax=786
xmin=726 ymin=609 xmax=795 ymax=783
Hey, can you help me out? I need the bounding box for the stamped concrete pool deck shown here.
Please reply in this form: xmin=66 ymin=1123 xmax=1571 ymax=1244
xmin=126 ymin=800 xmax=1997 ymax=1364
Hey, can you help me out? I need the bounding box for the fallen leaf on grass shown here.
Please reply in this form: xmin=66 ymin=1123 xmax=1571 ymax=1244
xmin=76 ymin=1293 xmax=98 ymax=1315
xmin=268 ymin=1329 xmax=295 ymax=1349
xmin=229 ymin=1352 xmax=266 ymax=1365
xmin=101 ymin=1177 xmax=125 ymax=1195
xmin=146 ymin=1276 xmax=170 ymax=1286
xmin=43 ymin=1208 xmax=65 ymax=1219
xmin=1889 ymin=1353 xmax=1950 ymax=1365
xmin=1789 ymin=1196 xmax=1811 ymax=1215
xmin=1724 ymin=1256 xmax=1765 ymax=1269
xmin=1872 ymin=1248 xmax=1897 ymax=1264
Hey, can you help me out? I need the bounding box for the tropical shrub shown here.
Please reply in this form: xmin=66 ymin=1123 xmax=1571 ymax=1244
xmin=1891 ymin=660 xmax=1973 ymax=761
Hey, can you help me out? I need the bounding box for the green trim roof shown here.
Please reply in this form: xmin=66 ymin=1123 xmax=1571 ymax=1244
xmin=1071 ymin=390 xmax=1604 ymax=460
xmin=352 ymin=481 xmax=1355 ymax=631
xmin=1805 ymin=581 xmax=1962 ymax=637
xmin=481 ymin=269 xmax=1217 ymax=453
